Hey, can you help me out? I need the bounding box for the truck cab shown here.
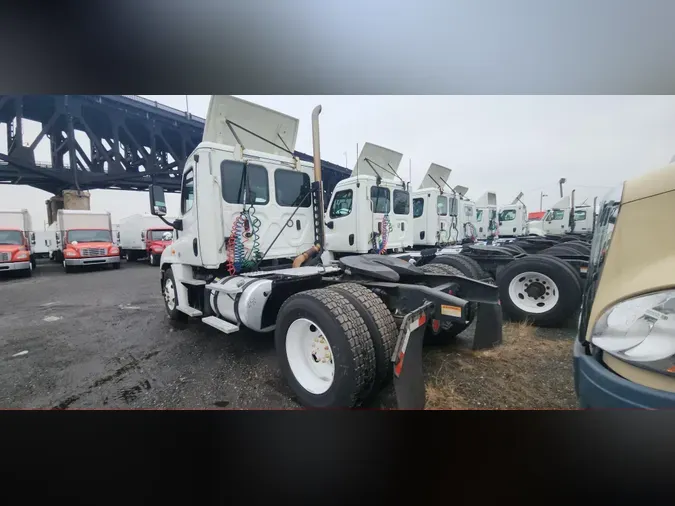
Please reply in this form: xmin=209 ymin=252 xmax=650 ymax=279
xmin=0 ymin=208 xmax=35 ymax=277
xmin=411 ymin=164 xmax=476 ymax=247
xmin=541 ymin=191 xmax=596 ymax=238
xmin=155 ymin=95 xmax=317 ymax=274
xmin=55 ymin=210 xmax=121 ymax=273
xmin=324 ymin=142 xmax=412 ymax=255
xmin=498 ymin=194 xmax=529 ymax=238
xmin=574 ymin=162 xmax=675 ymax=408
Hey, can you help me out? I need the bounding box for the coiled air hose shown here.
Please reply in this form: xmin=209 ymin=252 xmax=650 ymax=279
xmin=372 ymin=213 xmax=392 ymax=254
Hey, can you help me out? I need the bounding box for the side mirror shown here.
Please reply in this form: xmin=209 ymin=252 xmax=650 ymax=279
xmin=30 ymin=232 xmax=36 ymax=245
xmin=149 ymin=185 xmax=167 ymax=216
xmin=141 ymin=231 xmax=145 ymax=240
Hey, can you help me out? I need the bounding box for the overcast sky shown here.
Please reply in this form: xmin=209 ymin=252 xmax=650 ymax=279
xmin=2 ymin=95 xmax=675 ymax=229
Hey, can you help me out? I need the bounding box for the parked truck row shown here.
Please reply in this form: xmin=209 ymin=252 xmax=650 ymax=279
xmin=0 ymin=208 xmax=177 ymax=277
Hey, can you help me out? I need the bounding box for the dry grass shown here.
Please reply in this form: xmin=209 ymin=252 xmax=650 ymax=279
xmin=424 ymin=321 xmax=577 ymax=409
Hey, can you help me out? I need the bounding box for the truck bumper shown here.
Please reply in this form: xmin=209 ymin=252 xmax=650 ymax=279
xmin=0 ymin=261 xmax=31 ymax=272
xmin=65 ymin=255 xmax=121 ymax=266
xmin=573 ymin=339 xmax=675 ymax=409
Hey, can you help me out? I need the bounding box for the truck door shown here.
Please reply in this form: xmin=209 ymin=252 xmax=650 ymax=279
xmin=391 ymin=188 xmax=410 ymax=247
xmin=271 ymin=167 xmax=314 ymax=253
xmin=325 ymin=186 xmax=357 ymax=252
xmin=543 ymin=208 xmax=567 ymax=235
xmin=437 ymin=195 xmax=449 ymax=243
xmin=412 ymin=197 xmax=426 ymax=245
xmin=370 ymin=186 xmax=391 ymax=252
xmin=574 ymin=208 xmax=592 ymax=233
xmin=177 ymin=163 xmax=201 ymax=264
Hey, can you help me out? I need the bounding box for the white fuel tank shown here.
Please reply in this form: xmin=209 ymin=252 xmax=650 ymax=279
xmin=207 ymin=276 xmax=275 ymax=332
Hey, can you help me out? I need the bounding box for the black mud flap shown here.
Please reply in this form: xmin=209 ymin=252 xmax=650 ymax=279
xmin=472 ymin=302 xmax=503 ymax=351
xmin=392 ymin=302 xmax=432 ymax=410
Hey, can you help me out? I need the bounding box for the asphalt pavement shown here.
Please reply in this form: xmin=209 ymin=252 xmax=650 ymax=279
xmin=0 ymin=259 xmax=397 ymax=409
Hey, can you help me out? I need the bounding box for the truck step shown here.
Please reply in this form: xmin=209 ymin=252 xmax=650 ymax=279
xmin=202 ymin=316 xmax=240 ymax=334
xmin=205 ymin=283 xmax=242 ymax=295
xmin=177 ymin=305 xmax=203 ymax=317
xmin=181 ymin=279 xmax=207 ymax=286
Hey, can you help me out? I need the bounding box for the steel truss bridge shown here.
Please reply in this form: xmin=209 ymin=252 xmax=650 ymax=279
xmin=0 ymin=95 xmax=351 ymax=200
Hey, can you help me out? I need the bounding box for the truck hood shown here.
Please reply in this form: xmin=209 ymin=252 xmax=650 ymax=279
xmin=148 ymin=240 xmax=172 ymax=248
xmin=0 ymin=244 xmax=24 ymax=254
xmin=622 ymin=162 xmax=675 ymax=204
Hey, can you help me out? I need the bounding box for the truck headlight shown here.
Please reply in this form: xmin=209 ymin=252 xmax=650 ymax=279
xmin=64 ymin=249 xmax=77 ymax=257
xmin=152 ymin=246 xmax=163 ymax=253
xmin=13 ymin=250 xmax=30 ymax=261
xmin=591 ymin=290 xmax=675 ymax=365
xmin=109 ymin=246 xmax=120 ymax=255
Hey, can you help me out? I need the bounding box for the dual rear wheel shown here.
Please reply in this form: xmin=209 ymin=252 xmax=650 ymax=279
xmin=275 ymin=284 xmax=397 ymax=408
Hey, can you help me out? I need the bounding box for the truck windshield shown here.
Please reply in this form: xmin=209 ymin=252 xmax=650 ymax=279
xmin=149 ymin=230 xmax=173 ymax=241
xmin=67 ymin=230 xmax=112 ymax=243
xmin=0 ymin=230 xmax=23 ymax=245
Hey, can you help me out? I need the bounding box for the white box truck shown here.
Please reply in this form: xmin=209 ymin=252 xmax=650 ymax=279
xmin=0 ymin=209 xmax=35 ymax=277
xmin=52 ymin=210 xmax=121 ymax=273
xmin=33 ymin=230 xmax=52 ymax=259
xmin=119 ymin=213 xmax=175 ymax=266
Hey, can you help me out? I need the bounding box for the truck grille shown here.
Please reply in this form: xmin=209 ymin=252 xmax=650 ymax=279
xmin=81 ymin=248 xmax=106 ymax=257
xmin=0 ymin=252 xmax=9 ymax=262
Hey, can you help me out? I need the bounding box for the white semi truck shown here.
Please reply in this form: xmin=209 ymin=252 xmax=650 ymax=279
xmin=119 ymin=213 xmax=175 ymax=266
xmin=324 ymin=142 xmax=412 ymax=254
xmin=147 ymin=95 xmax=502 ymax=409
xmin=497 ymin=192 xmax=529 ymax=238
xmin=0 ymin=209 xmax=35 ymax=277
xmin=49 ymin=210 xmax=121 ymax=273
xmin=411 ymin=164 xmax=477 ymax=247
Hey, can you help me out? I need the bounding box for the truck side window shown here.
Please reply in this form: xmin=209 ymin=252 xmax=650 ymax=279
xmin=330 ymin=190 xmax=353 ymax=218
xmin=464 ymin=205 xmax=474 ymax=217
xmin=274 ymin=169 xmax=311 ymax=208
xmin=476 ymin=209 xmax=483 ymax=222
xmin=500 ymin=209 xmax=516 ymax=221
xmin=574 ymin=210 xmax=587 ymax=221
xmin=370 ymin=187 xmax=390 ymax=214
xmin=221 ymin=160 xmax=269 ymax=205
xmin=393 ymin=189 xmax=410 ymax=215
xmin=437 ymin=196 xmax=448 ymax=216
xmin=181 ymin=168 xmax=194 ymax=214
xmin=551 ymin=210 xmax=565 ymax=220
xmin=413 ymin=198 xmax=424 ymax=218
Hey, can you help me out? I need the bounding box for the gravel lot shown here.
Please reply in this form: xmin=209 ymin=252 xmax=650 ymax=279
xmin=0 ymin=259 xmax=577 ymax=409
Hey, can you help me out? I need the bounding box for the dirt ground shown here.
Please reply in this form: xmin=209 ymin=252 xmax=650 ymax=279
xmin=424 ymin=320 xmax=578 ymax=409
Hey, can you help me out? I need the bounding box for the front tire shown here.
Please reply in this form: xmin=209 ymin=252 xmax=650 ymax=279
xmin=162 ymin=268 xmax=188 ymax=322
xmin=63 ymin=260 xmax=74 ymax=274
xmin=275 ymin=288 xmax=377 ymax=408
xmin=149 ymin=253 xmax=160 ymax=266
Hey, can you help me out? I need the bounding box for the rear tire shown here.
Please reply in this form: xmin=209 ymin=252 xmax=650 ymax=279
xmin=275 ymin=288 xmax=377 ymax=408
xmin=163 ymin=268 xmax=188 ymax=323
xmin=326 ymin=283 xmax=397 ymax=396
xmin=496 ymin=255 xmax=581 ymax=327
